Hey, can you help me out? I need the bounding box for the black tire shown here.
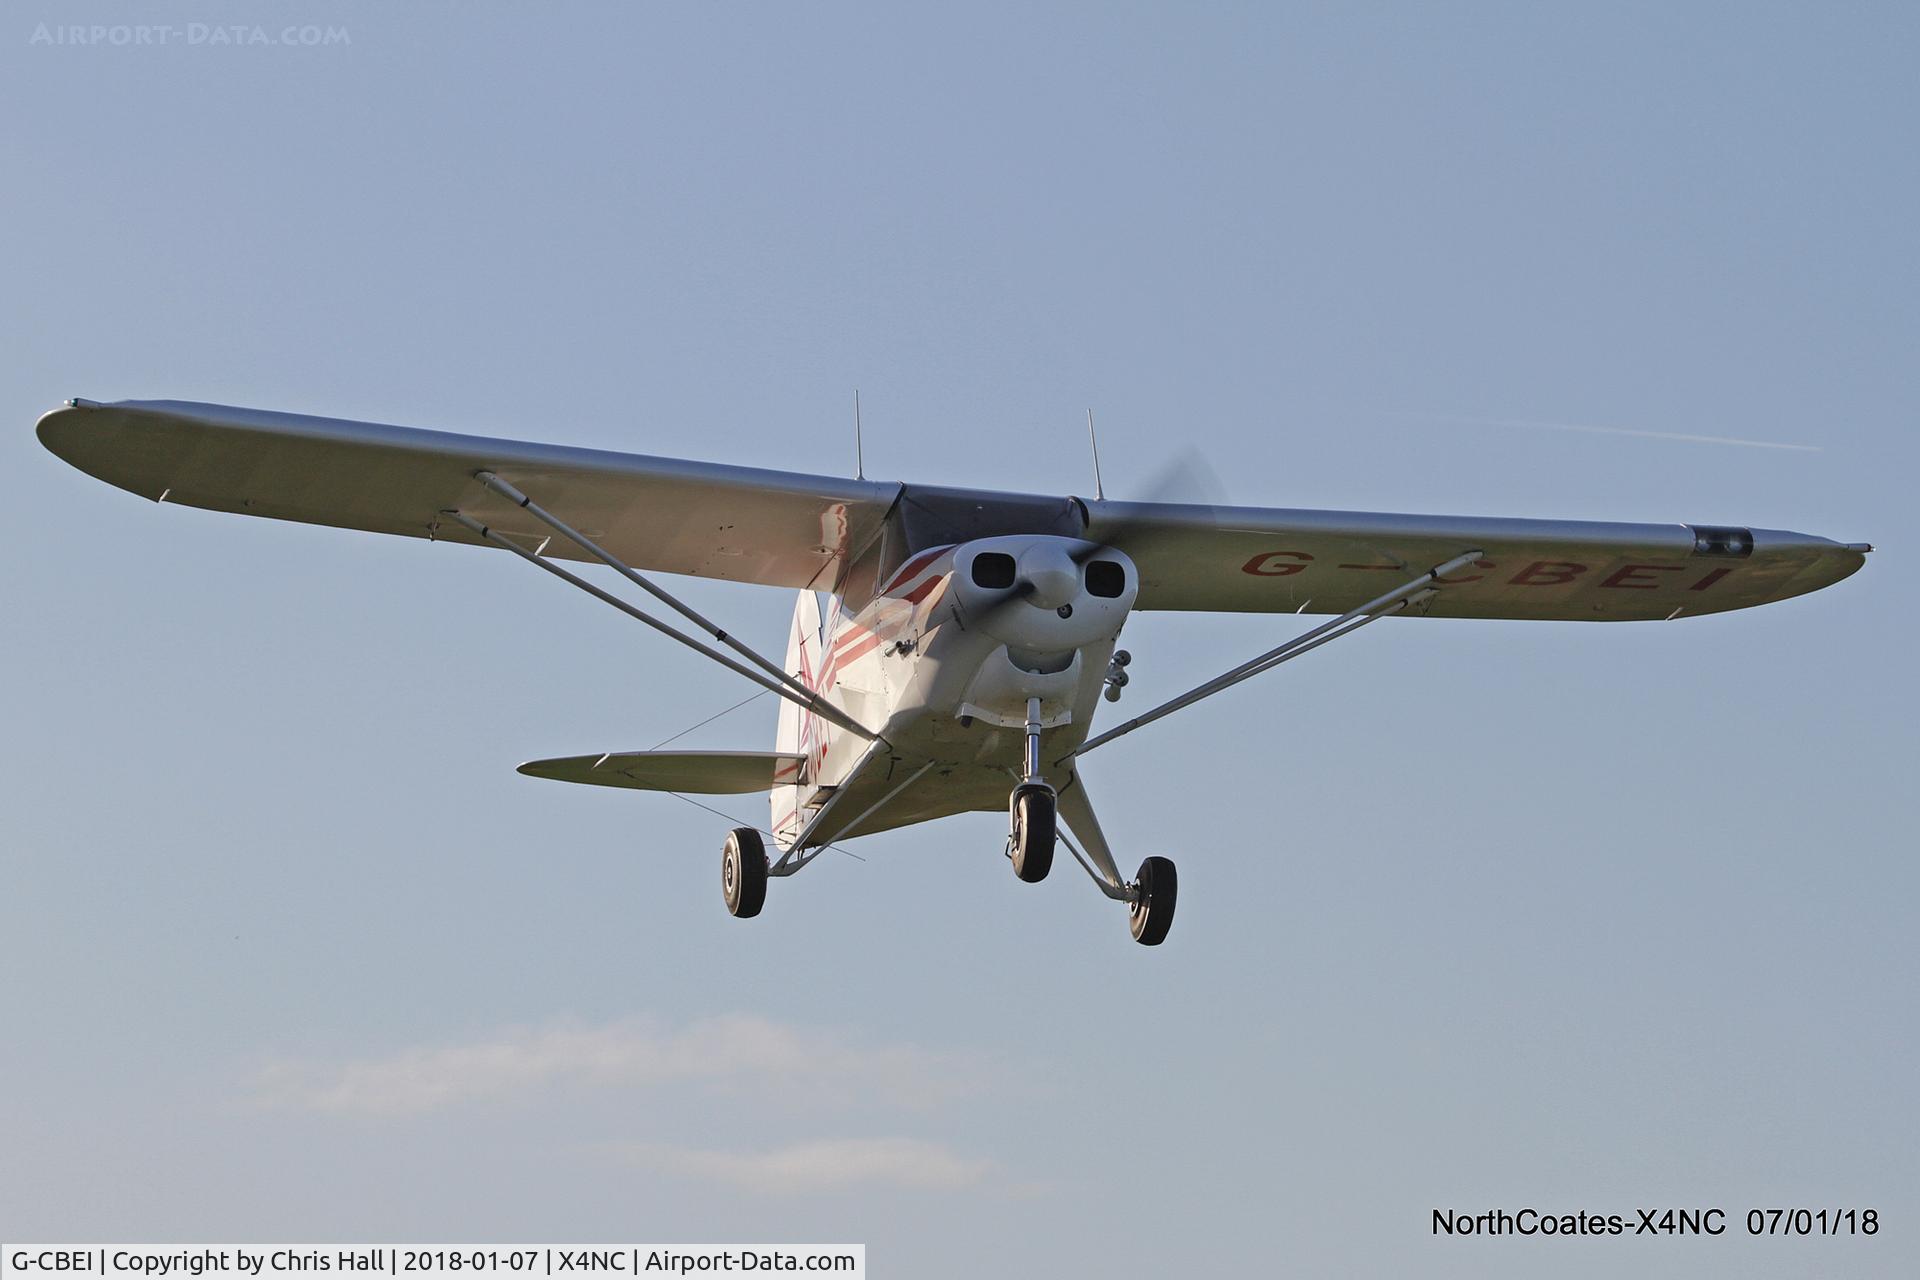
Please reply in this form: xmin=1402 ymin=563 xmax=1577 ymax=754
xmin=1129 ymin=855 xmax=1177 ymax=945
xmin=722 ymin=827 xmax=768 ymax=918
xmin=1011 ymin=786 xmax=1055 ymax=883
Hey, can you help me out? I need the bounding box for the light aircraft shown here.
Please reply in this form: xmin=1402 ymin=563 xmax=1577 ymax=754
xmin=37 ymin=399 xmax=1869 ymax=945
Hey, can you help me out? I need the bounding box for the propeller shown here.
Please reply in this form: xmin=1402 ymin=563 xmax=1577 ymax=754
xmin=1073 ymin=444 xmax=1225 ymax=561
xmin=966 ymin=448 xmax=1226 ymax=630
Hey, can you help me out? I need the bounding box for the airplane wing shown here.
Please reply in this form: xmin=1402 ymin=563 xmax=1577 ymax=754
xmin=1083 ymin=499 xmax=1868 ymax=621
xmin=36 ymin=398 xmax=900 ymax=590
xmin=518 ymin=750 xmax=808 ymax=794
xmin=37 ymin=397 xmax=1865 ymax=621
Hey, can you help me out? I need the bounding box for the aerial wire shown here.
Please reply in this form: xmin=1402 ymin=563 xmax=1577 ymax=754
xmin=653 ymin=689 xmax=866 ymax=862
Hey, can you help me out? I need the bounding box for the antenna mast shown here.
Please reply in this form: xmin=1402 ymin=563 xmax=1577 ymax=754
xmin=1086 ymin=408 xmax=1105 ymax=501
xmin=854 ymin=389 xmax=865 ymax=481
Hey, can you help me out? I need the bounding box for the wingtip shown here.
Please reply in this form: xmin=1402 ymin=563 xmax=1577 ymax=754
xmin=36 ymin=398 xmax=144 ymax=491
xmin=36 ymin=400 xmax=87 ymax=453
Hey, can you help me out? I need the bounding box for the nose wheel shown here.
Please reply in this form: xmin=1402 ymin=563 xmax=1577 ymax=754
xmin=1007 ymin=695 xmax=1058 ymax=883
xmin=722 ymin=827 xmax=768 ymax=918
xmin=1009 ymin=783 xmax=1056 ymax=882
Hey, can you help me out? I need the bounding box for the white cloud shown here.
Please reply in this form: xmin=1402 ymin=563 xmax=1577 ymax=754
xmin=620 ymin=1137 xmax=997 ymax=1194
xmin=253 ymin=1014 xmax=990 ymax=1116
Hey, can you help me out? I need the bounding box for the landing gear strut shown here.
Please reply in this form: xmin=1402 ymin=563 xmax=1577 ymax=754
xmin=1056 ymin=780 xmax=1178 ymax=946
xmin=1008 ymin=697 xmax=1055 ymax=882
xmin=722 ymin=827 xmax=768 ymax=918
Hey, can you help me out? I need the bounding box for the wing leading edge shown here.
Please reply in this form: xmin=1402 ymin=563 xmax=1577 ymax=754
xmin=37 ymin=398 xmax=900 ymax=591
xmin=1085 ymin=500 xmax=1867 ymax=621
xmin=37 ymin=397 xmax=1865 ymax=621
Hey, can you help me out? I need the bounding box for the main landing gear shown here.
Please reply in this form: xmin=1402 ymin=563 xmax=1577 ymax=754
xmin=1127 ymin=855 xmax=1177 ymax=946
xmin=720 ymin=743 xmax=938 ymax=921
xmin=722 ymin=827 xmax=768 ymax=918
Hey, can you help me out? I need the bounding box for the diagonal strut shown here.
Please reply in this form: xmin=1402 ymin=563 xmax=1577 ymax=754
xmin=474 ymin=471 xmax=826 ymax=709
xmin=442 ymin=508 xmax=876 ymax=740
xmin=1068 ymin=549 xmax=1484 ymax=757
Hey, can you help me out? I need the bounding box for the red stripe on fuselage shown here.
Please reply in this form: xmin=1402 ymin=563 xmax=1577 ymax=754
xmin=805 ymin=548 xmax=951 ymax=713
xmin=880 ymin=545 xmax=954 ymax=595
xmin=831 ymin=630 xmax=883 ymax=669
xmin=826 ymin=623 xmax=873 ymax=668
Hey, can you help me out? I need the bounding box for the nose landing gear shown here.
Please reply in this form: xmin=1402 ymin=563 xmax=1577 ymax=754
xmin=1009 ymin=784 xmax=1056 ymax=882
xmin=1007 ymin=696 xmax=1056 ymax=882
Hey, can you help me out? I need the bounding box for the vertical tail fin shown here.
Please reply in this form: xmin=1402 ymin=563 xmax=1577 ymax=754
xmin=771 ymin=591 xmax=827 ymax=848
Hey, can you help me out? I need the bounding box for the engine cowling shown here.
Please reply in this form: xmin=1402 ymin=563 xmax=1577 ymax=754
xmin=940 ymin=535 xmax=1140 ymax=728
xmin=948 ymin=535 xmax=1139 ymax=656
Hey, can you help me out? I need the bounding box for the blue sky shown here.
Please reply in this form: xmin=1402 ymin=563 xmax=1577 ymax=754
xmin=3 ymin=4 xmax=1914 ymax=1275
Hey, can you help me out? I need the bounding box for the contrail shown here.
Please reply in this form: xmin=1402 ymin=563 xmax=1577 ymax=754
xmin=1402 ymin=412 xmax=1822 ymax=453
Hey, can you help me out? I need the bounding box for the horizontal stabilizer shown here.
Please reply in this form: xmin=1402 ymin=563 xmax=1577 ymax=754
xmin=517 ymin=750 xmax=805 ymax=794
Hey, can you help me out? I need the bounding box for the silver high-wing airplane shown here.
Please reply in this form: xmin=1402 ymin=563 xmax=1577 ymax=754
xmin=38 ymin=398 xmax=1869 ymax=945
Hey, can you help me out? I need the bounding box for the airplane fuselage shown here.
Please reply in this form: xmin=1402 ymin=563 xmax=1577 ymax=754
xmin=772 ymin=535 xmax=1136 ymax=848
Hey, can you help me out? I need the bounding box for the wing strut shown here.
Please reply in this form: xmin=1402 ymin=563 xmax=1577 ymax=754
xmin=1067 ymin=549 xmax=1484 ymax=758
xmin=473 ymin=471 xmax=831 ymax=708
xmin=441 ymin=507 xmax=877 ymax=740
